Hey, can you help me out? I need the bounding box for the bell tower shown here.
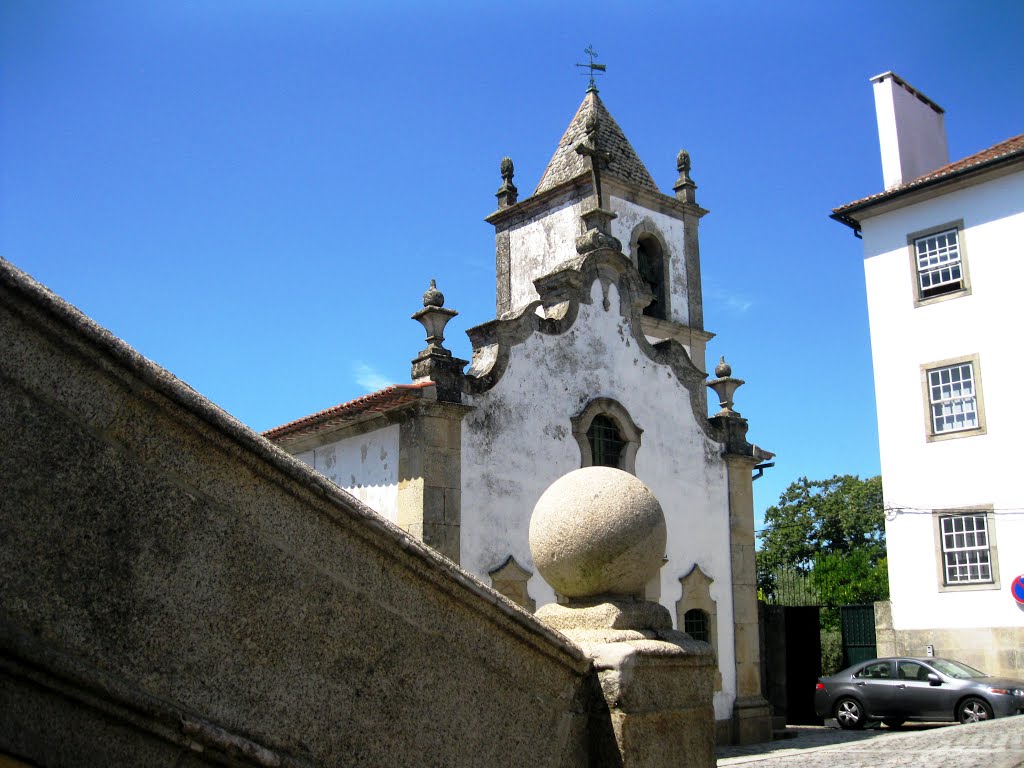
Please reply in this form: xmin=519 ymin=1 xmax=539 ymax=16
xmin=484 ymin=81 xmax=713 ymax=371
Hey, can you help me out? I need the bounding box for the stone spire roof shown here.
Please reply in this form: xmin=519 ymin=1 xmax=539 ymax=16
xmin=534 ymin=90 xmax=659 ymax=195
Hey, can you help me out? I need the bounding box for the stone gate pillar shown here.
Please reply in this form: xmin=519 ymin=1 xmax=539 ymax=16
xmin=530 ymin=467 xmax=717 ymax=768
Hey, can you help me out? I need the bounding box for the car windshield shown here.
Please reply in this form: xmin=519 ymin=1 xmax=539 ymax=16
xmin=928 ymin=659 xmax=988 ymax=679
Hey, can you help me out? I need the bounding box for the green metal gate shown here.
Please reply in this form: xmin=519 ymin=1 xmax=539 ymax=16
xmin=840 ymin=604 xmax=877 ymax=668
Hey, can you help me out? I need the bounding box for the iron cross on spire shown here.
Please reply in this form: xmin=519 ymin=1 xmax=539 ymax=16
xmin=575 ymin=45 xmax=606 ymax=92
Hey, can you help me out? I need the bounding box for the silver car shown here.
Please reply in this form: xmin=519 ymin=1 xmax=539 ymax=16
xmin=814 ymin=657 xmax=1024 ymax=729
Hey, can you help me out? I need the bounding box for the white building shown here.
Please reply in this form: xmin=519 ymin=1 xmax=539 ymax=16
xmin=265 ymin=86 xmax=773 ymax=742
xmin=832 ymin=72 xmax=1024 ymax=678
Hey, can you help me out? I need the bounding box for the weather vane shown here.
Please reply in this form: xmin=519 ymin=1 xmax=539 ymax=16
xmin=575 ymin=45 xmax=606 ymax=91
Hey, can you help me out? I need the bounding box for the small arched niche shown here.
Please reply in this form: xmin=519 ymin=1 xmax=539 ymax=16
xmin=489 ymin=555 xmax=536 ymax=612
xmin=677 ymin=564 xmax=722 ymax=691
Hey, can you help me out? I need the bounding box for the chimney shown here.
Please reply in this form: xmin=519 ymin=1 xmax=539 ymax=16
xmin=871 ymin=72 xmax=949 ymax=190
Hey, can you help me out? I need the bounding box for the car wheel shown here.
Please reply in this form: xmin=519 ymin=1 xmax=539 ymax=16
xmin=957 ymin=697 xmax=993 ymax=724
xmin=882 ymin=718 xmax=904 ymax=728
xmin=835 ymin=697 xmax=866 ymax=730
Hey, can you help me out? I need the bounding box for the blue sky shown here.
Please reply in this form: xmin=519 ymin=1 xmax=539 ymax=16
xmin=3 ymin=1 xmax=1022 ymax=535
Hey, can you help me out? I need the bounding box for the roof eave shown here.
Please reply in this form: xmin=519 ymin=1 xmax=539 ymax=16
xmin=831 ymin=149 xmax=1024 ymax=234
xmin=486 ymin=173 xmax=705 ymax=230
xmin=263 ymin=383 xmax=433 ymax=446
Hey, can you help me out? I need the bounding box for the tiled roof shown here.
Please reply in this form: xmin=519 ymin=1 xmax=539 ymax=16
xmin=834 ymin=132 xmax=1024 ymax=217
xmin=535 ymin=90 xmax=659 ymax=195
xmin=263 ymin=382 xmax=432 ymax=444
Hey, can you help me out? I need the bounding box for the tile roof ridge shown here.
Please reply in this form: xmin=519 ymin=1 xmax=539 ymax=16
xmin=263 ymin=381 xmax=432 ymax=441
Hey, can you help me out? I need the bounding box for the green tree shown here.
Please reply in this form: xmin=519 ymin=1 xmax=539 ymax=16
xmin=757 ymin=475 xmax=886 ymax=603
xmin=812 ymin=550 xmax=889 ymax=607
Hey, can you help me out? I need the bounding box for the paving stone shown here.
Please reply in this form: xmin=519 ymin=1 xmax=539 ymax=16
xmin=717 ymin=718 xmax=1024 ymax=768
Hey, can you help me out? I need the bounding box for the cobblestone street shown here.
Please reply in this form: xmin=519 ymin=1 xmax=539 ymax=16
xmin=717 ymin=719 xmax=1024 ymax=767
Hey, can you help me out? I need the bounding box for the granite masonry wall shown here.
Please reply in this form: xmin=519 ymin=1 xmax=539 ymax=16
xmin=0 ymin=258 xmax=595 ymax=767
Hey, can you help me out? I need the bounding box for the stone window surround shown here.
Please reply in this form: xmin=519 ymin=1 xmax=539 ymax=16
xmin=919 ymin=353 xmax=987 ymax=443
xmin=907 ymin=219 xmax=972 ymax=308
xmin=931 ymin=505 xmax=1000 ymax=593
xmin=571 ymin=398 xmax=642 ymax=475
xmin=627 ymin=219 xmax=672 ymax=321
xmin=676 ymin=564 xmax=721 ymax=691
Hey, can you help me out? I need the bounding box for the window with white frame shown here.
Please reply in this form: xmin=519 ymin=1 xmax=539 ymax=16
xmin=927 ymin=362 xmax=978 ymax=434
xmin=939 ymin=514 xmax=992 ymax=584
xmin=914 ymin=228 xmax=963 ymax=299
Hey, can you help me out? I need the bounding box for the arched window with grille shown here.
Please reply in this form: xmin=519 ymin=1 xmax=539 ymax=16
xmin=571 ymin=399 xmax=642 ymax=475
xmin=586 ymin=414 xmax=625 ymax=468
xmin=684 ymin=608 xmax=710 ymax=643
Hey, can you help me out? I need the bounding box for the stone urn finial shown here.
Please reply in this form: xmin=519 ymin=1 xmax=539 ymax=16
xmin=412 ymin=279 xmax=456 ymax=352
xmin=707 ymin=356 xmax=744 ymax=418
xmin=411 ymin=280 xmax=465 ymax=403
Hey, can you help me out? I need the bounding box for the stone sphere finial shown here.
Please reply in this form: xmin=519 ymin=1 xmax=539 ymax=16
xmin=715 ymin=356 xmax=731 ymax=377
xmin=423 ymin=279 xmax=444 ymax=308
xmin=529 ymin=467 xmax=667 ymax=598
xmin=500 ymin=156 xmax=514 ymax=180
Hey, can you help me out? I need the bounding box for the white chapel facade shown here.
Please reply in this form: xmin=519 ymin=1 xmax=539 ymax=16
xmin=267 ymin=86 xmax=774 ymax=743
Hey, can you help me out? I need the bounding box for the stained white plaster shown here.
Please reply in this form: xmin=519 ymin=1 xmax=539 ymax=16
xmin=507 ymin=194 xmax=693 ymax=327
xmin=294 ymin=425 xmax=401 ymax=524
xmin=460 ymin=277 xmax=736 ymax=718
xmin=859 ymin=169 xmax=1024 ymax=632
xmin=611 ymin=195 xmax=690 ymax=327
xmin=508 ymin=198 xmax=585 ymax=312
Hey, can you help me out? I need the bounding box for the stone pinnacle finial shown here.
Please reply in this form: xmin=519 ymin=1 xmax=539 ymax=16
xmin=714 ymin=355 xmax=731 ymax=378
xmin=496 ymin=156 xmax=518 ymax=208
xmin=423 ymin=278 xmax=444 ymax=308
xmin=673 ymin=148 xmax=698 ymax=203
xmin=676 ymin=149 xmax=691 ymax=176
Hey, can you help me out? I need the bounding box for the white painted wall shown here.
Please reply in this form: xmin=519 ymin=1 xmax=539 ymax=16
xmin=860 ymin=169 xmax=1024 ymax=632
xmin=460 ymin=277 xmax=737 ymax=719
xmin=294 ymin=424 xmax=401 ymax=524
xmin=508 ymin=198 xmax=586 ymax=312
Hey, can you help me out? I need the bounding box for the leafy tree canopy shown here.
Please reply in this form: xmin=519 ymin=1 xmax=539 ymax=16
xmin=758 ymin=474 xmax=885 ymax=577
xmin=813 ymin=551 xmax=889 ymax=608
